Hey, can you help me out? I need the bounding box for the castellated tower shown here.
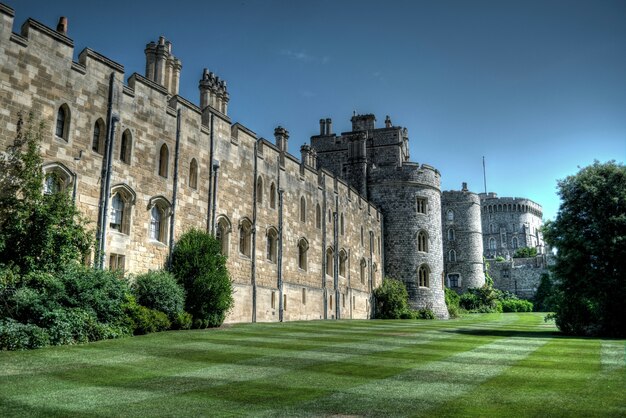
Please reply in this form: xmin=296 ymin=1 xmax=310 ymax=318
xmin=441 ymin=183 xmax=486 ymax=292
xmin=311 ymin=114 xmax=449 ymax=318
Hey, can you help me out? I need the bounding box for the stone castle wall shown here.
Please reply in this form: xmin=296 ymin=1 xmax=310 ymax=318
xmin=488 ymin=256 xmax=550 ymax=299
xmin=0 ymin=4 xmax=382 ymax=323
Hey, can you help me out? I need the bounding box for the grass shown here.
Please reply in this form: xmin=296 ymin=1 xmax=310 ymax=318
xmin=1 ymin=312 xmax=624 ymax=417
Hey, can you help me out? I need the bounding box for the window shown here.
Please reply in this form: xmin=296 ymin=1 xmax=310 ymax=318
xmin=239 ymin=218 xmax=252 ymax=257
xmin=328 ymin=209 xmax=332 ymax=223
xmin=360 ymin=258 xmax=366 ymax=284
xmin=148 ymin=196 xmax=171 ymax=244
xmin=43 ymin=174 xmax=61 ymax=195
xmin=108 ymin=184 xmax=135 ymax=235
xmin=339 ymin=249 xmax=347 ymax=277
xmin=446 ymin=209 xmax=454 ymax=222
xmin=503 ymin=269 xmax=510 ymax=278
xmin=158 ymin=144 xmax=169 ymax=178
xmin=340 ymin=213 xmax=345 ymax=235
xmin=92 ymin=118 xmax=105 ymax=154
xmin=361 ymin=227 xmax=364 ymax=247
xmin=342 ymin=293 xmax=345 ymax=308
xmin=216 ymin=216 xmax=231 ymax=256
xmin=418 ymin=264 xmax=430 ymax=287
xmin=266 ymin=228 xmax=278 ymax=263
xmin=448 ymin=273 xmax=460 ymax=288
xmin=256 ymin=176 xmax=263 ymax=204
xmin=417 ymin=230 xmax=428 ymax=252
xmin=489 ymin=237 xmax=497 ymax=250
xmin=271 ymin=291 xmax=276 ymax=309
xmin=501 ymin=231 xmax=507 ymax=247
xmin=42 ymin=162 xmax=73 ymax=195
xmin=329 ymin=294 xmax=333 ymax=310
xmin=300 ymin=196 xmax=306 ymax=222
xmin=302 ymin=288 xmax=306 ymax=305
xmin=283 ymin=294 xmax=287 ymax=311
xmin=448 ymin=249 xmax=457 ymax=262
xmin=511 ymin=237 xmax=519 ymax=249
xmin=315 ymin=204 xmax=321 ymax=229
xmin=109 ymin=253 xmax=125 ymax=271
xmin=326 ymin=248 xmax=334 ymax=276
xmin=110 ymin=193 xmax=124 ymax=232
xmin=416 ymin=197 xmax=427 ymax=214
xmin=490 ymin=224 xmax=497 ymax=233
xmin=120 ymin=130 xmax=132 ymax=164
xmin=55 ymin=104 xmax=70 ymax=140
xmin=270 ymin=183 xmax=276 ymax=209
xmin=448 ymin=228 xmax=455 ymax=241
xmin=189 ymin=158 xmax=198 ymax=189
xmin=298 ymin=238 xmax=308 ymax=270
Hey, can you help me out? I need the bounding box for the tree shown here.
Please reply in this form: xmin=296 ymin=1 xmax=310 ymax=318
xmin=543 ymin=161 xmax=626 ymax=337
xmin=513 ymin=247 xmax=537 ymax=258
xmin=0 ymin=112 xmax=92 ymax=275
xmin=374 ymin=277 xmax=410 ymax=319
xmin=168 ymin=229 xmax=233 ymax=328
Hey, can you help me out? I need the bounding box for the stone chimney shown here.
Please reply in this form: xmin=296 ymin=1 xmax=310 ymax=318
xmin=199 ymin=69 xmax=229 ymax=114
xmin=56 ymin=17 xmax=67 ymax=35
xmin=385 ymin=115 xmax=392 ymax=128
xmin=144 ymin=36 xmax=182 ymax=96
xmin=274 ymin=126 xmax=289 ymax=153
xmin=319 ymin=119 xmax=326 ymax=135
xmin=351 ymin=114 xmax=376 ymax=131
xmin=462 ymin=182 xmax=468 ymax=191
xmin=325 ymin=118 xmax=332 ymax=135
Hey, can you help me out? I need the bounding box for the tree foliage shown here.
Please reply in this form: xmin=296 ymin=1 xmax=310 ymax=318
xmin=544 ymin=161 xmax=626 ymax=337
xmin=374 ymin=277 xmax=410 ymax=319
xmin=168 ymin=229 xmax=233 ymax=328
xmin=513 ymin=247 xmax=537 ymax=258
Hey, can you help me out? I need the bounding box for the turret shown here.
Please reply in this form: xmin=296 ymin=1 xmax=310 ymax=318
xmin=274 ymin=126 xmax=289 ymax=153
xmin=199 ymin=69 xmax=229 ymax=114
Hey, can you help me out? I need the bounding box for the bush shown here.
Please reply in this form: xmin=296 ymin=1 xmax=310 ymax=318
xmin=131 ymin=270 xmax=185 ymax=320
xmin=172 ymin=311 xmax=193 ymax=330
xmin=168 ymin=229 xmax=233 ymax=328
xmin=122 ymin=296 xmax=171 ymax=335
xmin=513 ymin=247 xmax=537 ymax=258
xmin=0 ymin=318 xmax=49 ymax=350
xmin=445 ymin=288 xmax=461 ymax=318
xmin=460 ymin=285 xmax=504 ymax=313
xmin=374 ymin=277 xmax=410 ymax=319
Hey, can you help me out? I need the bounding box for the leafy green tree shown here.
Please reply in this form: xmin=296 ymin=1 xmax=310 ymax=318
xmin=533 ymin=273 xmax=556 ymax=312
xmin=374 ymin=277 xmax=410 ymax=319
xmin=168 ymin=229 xmax=233 ymax=328
xmin=0 ymin=112 xmax=92 ymax=275
xmin=513 ymin=247 xmax=537 ymax=258
xmin=544 ymin=161 xmax=626 ymax=337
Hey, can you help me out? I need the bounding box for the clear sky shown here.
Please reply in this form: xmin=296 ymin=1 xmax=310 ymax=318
xmin=11 ymin=0 xmax=626 ymax=221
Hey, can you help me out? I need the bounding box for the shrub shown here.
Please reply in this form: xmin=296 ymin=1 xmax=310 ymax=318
xmin=374 ymin=277 xmax=410 ymax=319
xmin=445 ymin=288 xmax=461 ymax=318
xmin=131 ymin=270 xmax=185 ymax=320
xmin=414 ymin=309 xmax=435 ymax=320
xmin=0 ymin=318 xmax=50 ymax=350
xmin=501 ymin=299 xmax=533 ymax=312
xmin=168 ymin=229 xmax=233 ymax=328
xmin=172 ymin=311 xmax=193 ymax=330
xmin=122 ymin=296 xmax=171 ymax=335
xmin=513 ymin=247 xmax=537 ymax=258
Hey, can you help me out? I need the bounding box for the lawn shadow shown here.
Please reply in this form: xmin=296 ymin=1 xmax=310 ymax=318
xmin=441 ymin=328 xmax=616 ymax=340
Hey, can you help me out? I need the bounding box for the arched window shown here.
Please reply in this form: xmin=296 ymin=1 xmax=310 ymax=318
xmin=148 ymin=196 xmax=170 ymax=244
xmin=189 ymin=158 xmax=198 ymax=189
xmin=109 ymin=185 xmax=135 ymax=235
xmin=339 ymin=249 xmax=347 ymax=277
xmin=215 ymin=216 xmax=231 ymax=256
xmin=489 ymin=237 xmax=497 ymax=250
xmin=418 ymin=264 xmax=430 ymax=287
xmin=92 ymin=118 xmax=105 ymax=154
xmin=44 ymin=174 xmax=61 ymax=195
xmin=239 ymin=218 xmax=252 ymax=257
xmin=42 ymin=162 xmax=74 ymax=195
xmin=446 ymin=209 xmax=454 ymax=221
xmin=511 ymin=237 xmax=519 ymax=249
xmin=158 ymin=144 xmax=169 ymax=178
xmin=416 ymin=197 xmax=427 ymax=214
xmin=298 ymin=238 xmax=308 ymax=270
xmin=266 ymin=228 xmax=277 ymax=263
xmin=328 ymin=209 xmax=332 ymax=223
xmin=120 ymin=130 xmax=132 ymax=164
xmin=55 ymin=104 xmax=70 ymax=140
xmin=340 ymin=213 xmax=345 ymax=235
xmin=269 ymin=183 xmax=276 ymax=209
xmin=361 ymin=226 xmax=364 ymax=247
xmin=417 ymin=230 xmax=428 ymax=252
xmin=300 ymin=196 xmax=306 ymax=222
xmin=315 ymin=204 xmax=321 ymax=229
xmin=256 ymin=176 xmax=263 ymax=204
xmin=325 ymin=247 xmax=334 ymax=276
xmin=448 ymin=228 xmax=455 ymax=241
xmin=360 ymin=258 xmax=367 ymax=284
xmin=110 ymin=194 xmax=125 ymax=232
xmin=448 ymin=249 xmax=457 ymax=262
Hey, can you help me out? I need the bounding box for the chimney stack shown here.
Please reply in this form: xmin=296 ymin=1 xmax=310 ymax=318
xmin=56 ymin=17 xmax=67 ymax=35
xmin=274 ymin=126 xmax=289 ymax=152
xmin=319 ymin=119 xmax=326 ymax=136
xmin=462 ymin=182 xmax=468 ymax=191
xmin=325 ymin=118 xmax=332 ymax=135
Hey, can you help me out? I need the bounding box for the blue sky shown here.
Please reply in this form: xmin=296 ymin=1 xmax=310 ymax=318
xmin=11 ymin=0 xmax=626 ymax=221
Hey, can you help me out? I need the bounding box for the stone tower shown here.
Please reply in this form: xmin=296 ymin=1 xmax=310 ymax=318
xmin=311 ymin=114 xmax=449 ymax=318
xmin=441 ymin=183 xmax=486 ymax=292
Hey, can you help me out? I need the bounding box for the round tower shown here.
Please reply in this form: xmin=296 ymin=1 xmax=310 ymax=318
xmin=368 ymin=163 xmax=449 ymax=319
xmin=441 ymin=183 xmax=485 ymax=292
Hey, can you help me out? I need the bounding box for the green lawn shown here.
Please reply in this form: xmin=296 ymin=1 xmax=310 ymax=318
xmin=1 ymin=313 xmax=624 ymax=417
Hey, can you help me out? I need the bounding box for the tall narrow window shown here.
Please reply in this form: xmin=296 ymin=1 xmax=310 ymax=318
xmin=315 ymin=204 xmax=321 ymax=229
xmin=110 ymin=193 xmax=125 ymax=232
xmin=448 ymin=249 xmax=457 ymax=262
xmin=448 ymin=228 xmax=455 ymax=241
xmin=446 ymin=209 xmax=454 ymax=221
xmin=92 ymin=118 xmax=105 ymax=154
xmin=339 ymin=250 xmax=347 ymax=277
xmin=266 ymin=228 xmax=278 ymax=263
xmin=271 ymin=291 xmax=276 ymax=309
xmin=298 ymin=238 xmax=308 ymax=270
xmin=55 ymin=104 xmax=69 ymax=140
xmin=283 ymin=294 xmax=287 ymax=311
xmin=340 ymin=213 xmax=345 ymax=235
xmin=416 ymin=198 xmax=426 ymax=214
xmin=120 ymin=130 xmax=132 ymax=164
xmin=239 ymin=219 xmax=252 ymax=257
xmin=448 ymin=273 xmax=460 ymax=288
xmin=326 ymin=248 xmax=334 ymax=276
xmin=302 ymin=288 xmax=306 ymax=305
xmin=270 ymin=183 xmax=276 ymax=209
xmin=256 ymin=176 xmax=263 ymax=204
xmin=361 ymin=227 xmax=364 ymax=247
xmin=150 ymin=206 xmax=162 ymax=242
xmin=300 ymin=196 xmax=306 ymax=222
xmin=189 ymin=158 xmax=198 ymax=189
xmin=148 ymin=197 xmax=170 ymax=244
xmin=511 ymin=237 xmax=519 ymax=249
xmin=489 ymin=237 xmax=497 ymax=250
xmin=417 ymin=230 xmax=428 ymax=252
xmin=216 ymin=217 xmax=231 ymax=256
xmin=109 ymin=185 xmax=135 ymax=235
xmin=360 ymin=258 xmax=366 ymax=284
xmin=43 ymin=174 xmax=61 ymax=195
xmin=159 ymin=144 xmax=169 ymax=178
xmin=418 ymin=264 xmax=430 ymax=287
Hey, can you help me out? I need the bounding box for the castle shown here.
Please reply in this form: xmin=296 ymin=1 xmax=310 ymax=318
xmin=0 ymin=4 xmax=546 ymax=322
